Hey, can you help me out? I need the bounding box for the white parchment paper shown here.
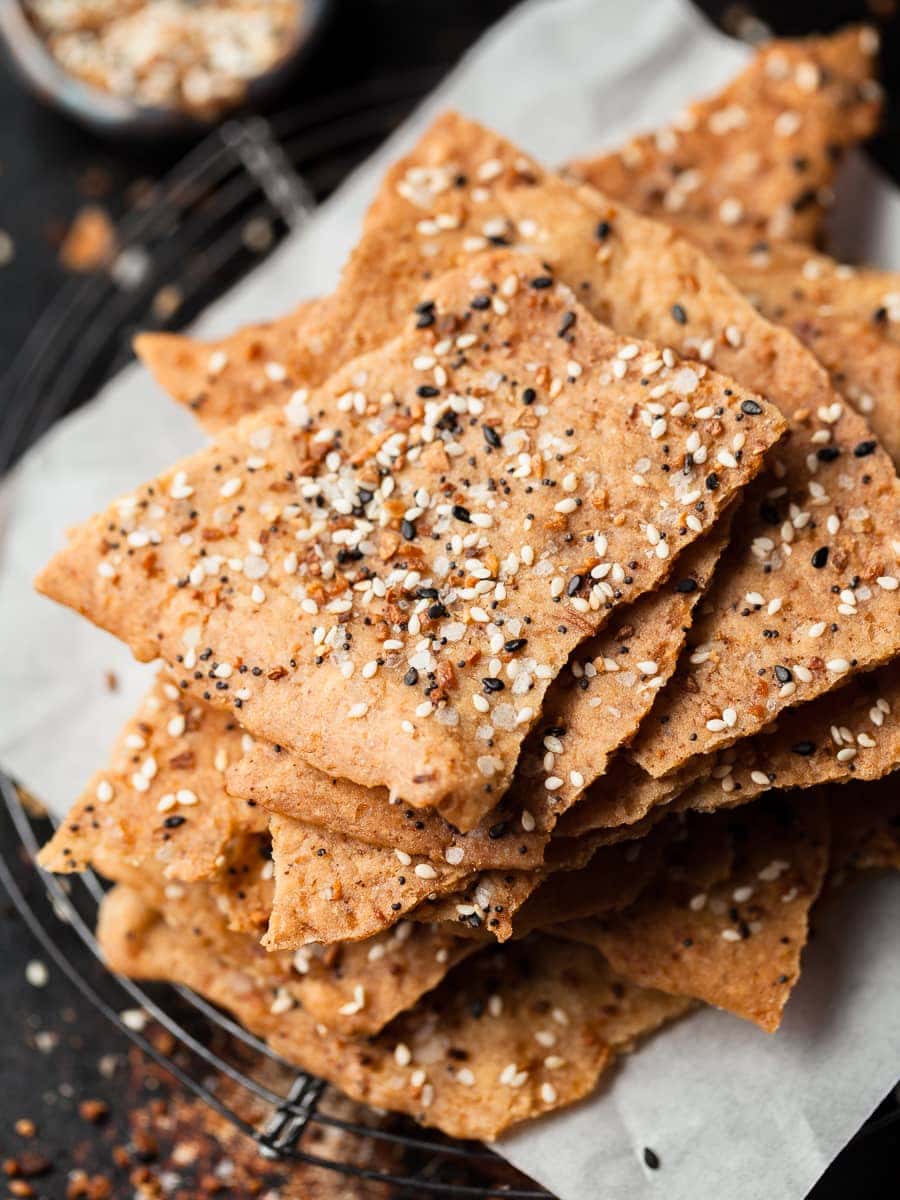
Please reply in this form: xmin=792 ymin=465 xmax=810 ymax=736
xmin=1 ymin=1 xmax=897 ymax=1196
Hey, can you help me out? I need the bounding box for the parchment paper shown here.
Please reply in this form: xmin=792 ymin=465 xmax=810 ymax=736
xmin=1 ymin=2 xmax=897 ymax=1196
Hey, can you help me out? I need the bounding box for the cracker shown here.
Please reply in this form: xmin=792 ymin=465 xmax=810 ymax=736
xmin=135 ymin=299 xmax=321 ymax=433
xmin=508 ymin=821 xmax=671 ymax=934
xmin=566 ymin=26 xmax=881 ymax=244
xmin=227 ymin=511 xmax=732 ymax=859
xmin=265 ymin=814 xmax=470 ymax=948
xmin=227 ymin=744 xmax=548 ymax=870
xmin=556 ymin=756 xmax=703 ymax=839
xmin=680 ymin=661 xmax=900 ymax=813
xmin=559 ymin=794 xmax=830 ymax=1031
xmin=38 ymin=673 xmax=267 ymax=883
xmin=138 ymin=869 xmax=476 ymax=1037
xmin=38 ymin=253 xmax=779 ymax=831
xmin=99 ymin=885 xmax=690 ymax=1141
xmin=680 ymin=229 xmax=900 ymax=469
xmin=828 ymin=772 xmax=900 ymax=876
xmin=155 ymin=111 xmax=899 ymax=776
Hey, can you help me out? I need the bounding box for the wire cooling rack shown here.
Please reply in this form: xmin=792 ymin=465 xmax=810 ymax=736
xmin=0 ymin=775 xmax=548 ymax=1197
xmin=0 ymin=68 xmax=444 ymax=472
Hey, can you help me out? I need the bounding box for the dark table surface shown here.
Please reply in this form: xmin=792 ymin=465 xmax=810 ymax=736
xmin=1 ymin=2 xmax=898 ymax=1197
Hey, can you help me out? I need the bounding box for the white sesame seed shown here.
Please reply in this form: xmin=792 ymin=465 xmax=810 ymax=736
xmin=826 ymin=659 xmax=850 ymax=675
xmin=414 ymin=863 xmax=438 ymax=879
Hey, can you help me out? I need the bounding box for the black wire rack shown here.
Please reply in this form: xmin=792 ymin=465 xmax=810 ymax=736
xmin=0 ymin=68 xmax=446 ymax=472
xmin=0 ymin=775 xmax=549 ymax=1197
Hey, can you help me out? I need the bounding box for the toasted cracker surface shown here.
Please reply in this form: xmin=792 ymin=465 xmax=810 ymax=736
xmin=38 ymin=252 xmax=778 ymax=830
xmin=142 ymin=112 xmax=898 ymax=776
xmin=566 ymin=26 xmax=880 ymax=244
xmin=680 ymin=661 xmax=900 ymax=812
xmin=38 ymin=674 xmax=267 ymax=883
xmin=680 ymin=228 xmax=900 ymax=469
xmin=560 ymin=794 xmax=830 ymax=1031
xmin=99 ymin=886 xmax=689 ymax=1140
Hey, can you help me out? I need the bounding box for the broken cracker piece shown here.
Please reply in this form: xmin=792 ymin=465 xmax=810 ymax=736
xmin=38 ymin=251 xmax=779 ymax=831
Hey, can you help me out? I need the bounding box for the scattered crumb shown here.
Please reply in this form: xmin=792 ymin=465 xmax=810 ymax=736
xmin=59 ymin=206 xmax=116 ymax=272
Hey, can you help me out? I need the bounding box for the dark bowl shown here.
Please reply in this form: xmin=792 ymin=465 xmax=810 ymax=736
xmin=0 ymin=0 xmax=332 ymax=139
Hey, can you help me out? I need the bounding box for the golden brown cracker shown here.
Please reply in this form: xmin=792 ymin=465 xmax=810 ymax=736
xmin=679 ymin=228 xmax=900 ymax=469
xmin=227 ymin=744 xmax=547 ymax=870
xmin=38 ymin=252 xmax=779 ymax=831
xmin=38 ymin=673 xmax=267 ymax=883
xmin=567 ymin=26 xmax=881 ymax=244
xmin=680 ymin=660 xmax=900 ymax=813
xmin=99 ymin=886 xmax=689 ymax=1141
xmin=265 ymin=814 xmax=471 ymax=948
xmin=135 ymin=299 xmax=321 ymax=432
xmin=316 ymin=112 xmax=900 ymax=773
xmin=560 ymin=794 xmax=830 ymax=1031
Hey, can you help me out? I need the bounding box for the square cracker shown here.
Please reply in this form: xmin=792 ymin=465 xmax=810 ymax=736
xmin=145 ymin=112 xmax=899 ymax=776
xmin=565 ymin=26 xmax=880 ymax=244
xmin=558 ymin=792 xmax=830 ymax=1032
xmin=37 ymin=252 xmax=779 ymax=831
xmin=99 ymin=885 xmax=690 ymax=1141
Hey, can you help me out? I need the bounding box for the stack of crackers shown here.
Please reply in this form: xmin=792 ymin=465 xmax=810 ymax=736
xmin=35 ymin=25 xmax=899 ymax=1144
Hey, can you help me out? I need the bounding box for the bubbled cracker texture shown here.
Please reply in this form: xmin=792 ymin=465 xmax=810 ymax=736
xmin=559 ymin=794 xmax=830 ymax=1032
xmin=566 ymin=26 xmax=881 ymax=244
xmin=37 ymin=252 xmax=781 ymax=831
xmin=99 ymin=885 xmax=691 ymax=1141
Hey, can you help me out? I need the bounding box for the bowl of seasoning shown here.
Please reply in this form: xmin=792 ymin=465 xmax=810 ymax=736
xmin=0 ymin=0 xmax=331 ymax=137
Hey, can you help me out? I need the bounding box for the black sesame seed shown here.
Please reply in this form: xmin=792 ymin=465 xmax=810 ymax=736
xmin=482 ymin=424 xmax=502 ymax=448
xmin=530 ymin=275 xmax=553 ymax=289
xmin=401 ymin=518 xmax=417 ymax=541
xmin=416 ymin=586 xmax=439 ymax=600
xmin=671 ymin=303 xmax=687 ymax=325
xmin=428 ymin=602 xmax=449 ymax=619
xmin=643 ymin=1148 xmax=660 ymax=1170
xmin=791 ymin=741 xmax=816 ymax=756
xmin=853 ymin=439 xmax=877 ymax=458
xmin=705 ymin=472 xmax=720 ymax=491
xmin=417 ymin=385 xmax=440 ymax=398
xmin=811 ymin=546 xmax=829 ymax=569
xmin=774 ymin=665 xmax=793 ymax=683
xmin=674 ymin=578 xmax=698 ymax=594
xmin=404 ymin=668 xmax=419 ymax=686
xmin=504 ymin=638 xmax=527 ymax=652
xmin=415 ymin=311 xmax=435 ymax=328
xmin=452 ymin=504 xmax=472 ymax=523
xmin=566 ymin=574 xmax=583 ymax=597
xmin=488 ymin=821 xmax=508 ymax=840
xmin=522 ymin=387 xmax=536 ymax=405
xmin=482 ymin=677 xmax=505 ymax=693
xmin=816 ymin=446 xmax=840 ymax=462
xmin=471 ymin=295 xmax=490 ymax=310
xmin=595 ymin=220 xmax=611 ymax=240
xmin=741 ymin=398 xmax=763 ymax=416
xmin=557 ymin=310 xmax=576 ymax=337
xmin=163 ymin=815 xmax=186 ymax=829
